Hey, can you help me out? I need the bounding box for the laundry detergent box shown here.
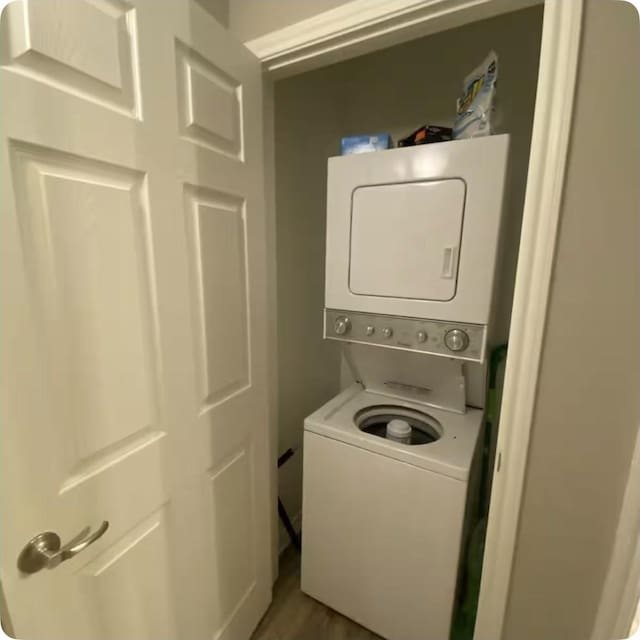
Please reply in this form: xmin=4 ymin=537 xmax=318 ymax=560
xmin=340 ymin=133 xmax=392 ymax=155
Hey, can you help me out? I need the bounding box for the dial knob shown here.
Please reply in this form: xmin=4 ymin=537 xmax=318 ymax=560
xmin=382 ymin=327 xmax=393 ymax=339
xmin=366 ymin=325 xmax=375 ymax=336
xmin=334 ymin=316 xmax=351 ymax=336
xmin=416 ymin=330 xmax=428 ymax=344
xmin=444 ymin=328 xmax=469 ymax=352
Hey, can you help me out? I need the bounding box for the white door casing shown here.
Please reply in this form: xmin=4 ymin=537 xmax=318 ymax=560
xmin=0 ymin=1 xmax=272 ymax=639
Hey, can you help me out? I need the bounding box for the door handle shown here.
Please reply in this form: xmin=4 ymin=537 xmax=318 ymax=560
xmin=17 ymin=521 xmax=109 ymax=574
xmin=441 ymin=245 xmax=458 ymax=279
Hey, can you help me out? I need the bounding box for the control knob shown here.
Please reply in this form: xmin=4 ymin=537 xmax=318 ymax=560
xmin=444 ymin=328 xmax=469 ymax=352
xmin=416 ymin=330 xmax=428 ymax=344
xmin=334 ymin=316 xmax=351 ymax=336
xmin=382 ymin=327 xmax=393 ymax=339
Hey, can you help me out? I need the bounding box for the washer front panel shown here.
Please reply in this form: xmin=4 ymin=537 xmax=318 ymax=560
xmin=325 ymin=308 xmax=485 ymax=362
xmin=301 ymin=430 xmax=466 ymax=640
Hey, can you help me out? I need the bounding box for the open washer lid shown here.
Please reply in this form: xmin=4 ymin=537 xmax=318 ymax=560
xmin=343 ymin=343 xmax=466 ymax=414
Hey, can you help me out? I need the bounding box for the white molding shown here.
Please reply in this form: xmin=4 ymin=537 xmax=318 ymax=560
xmin=246 ymin=0 xmax=541 ymax=78
xmin=591 ymin=425 xmax=640 ymax=640
xmin=473 ymin=0 xmax=584 ymax=638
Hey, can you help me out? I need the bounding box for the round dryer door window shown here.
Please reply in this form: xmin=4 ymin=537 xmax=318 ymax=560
xmin=354 ymin=405 xmax=442 ymax=446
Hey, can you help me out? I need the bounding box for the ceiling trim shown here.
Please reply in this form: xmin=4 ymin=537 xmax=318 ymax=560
xmin=244 ymin=0 xmax=542 ymax=78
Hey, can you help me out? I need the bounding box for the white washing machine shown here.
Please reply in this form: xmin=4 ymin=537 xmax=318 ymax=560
xmin=301 ymin=346 xmax=482 ymax=640
xmin=301 ymin=137 xmax=509 ymax=640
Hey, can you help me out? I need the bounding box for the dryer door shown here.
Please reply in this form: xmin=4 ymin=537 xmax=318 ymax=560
xmin=349 ymin=179 xmax=466 ymax=301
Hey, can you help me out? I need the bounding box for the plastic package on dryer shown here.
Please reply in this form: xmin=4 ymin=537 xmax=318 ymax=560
xmin=453 ymin=51 xmax=498 ymax=139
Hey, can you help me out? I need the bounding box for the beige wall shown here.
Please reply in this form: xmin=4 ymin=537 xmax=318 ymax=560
xmin=502 ymin=1 xmax=640 ymax=639
xmin=229 ymin=0 xmax=351 ymax=42
xmin=274 ymin=63 xmax=344 ymax=548
xmin=194 ymin=0 xmax=229 ymax=27
xmin=274 ymin=6 xmax=543 ymax=546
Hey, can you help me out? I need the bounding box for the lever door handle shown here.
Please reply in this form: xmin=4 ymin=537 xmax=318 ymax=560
xmin=17 ymin=521 xmax=109 ymax=574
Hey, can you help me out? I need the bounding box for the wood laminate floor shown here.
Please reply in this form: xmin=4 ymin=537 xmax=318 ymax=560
xmin=252 ymin=547 xmax=382 ymax=640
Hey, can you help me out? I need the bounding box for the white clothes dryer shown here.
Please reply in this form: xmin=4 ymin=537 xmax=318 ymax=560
xmin=324 ymin=135 xmax=510 ymax=363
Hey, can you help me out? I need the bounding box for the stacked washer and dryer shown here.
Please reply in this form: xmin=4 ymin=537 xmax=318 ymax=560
xmin=300 ymin=135 xmax=510 ymax=640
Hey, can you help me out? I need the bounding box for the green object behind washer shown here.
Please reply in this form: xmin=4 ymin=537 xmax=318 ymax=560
xmin=450 ymin=344 xmax=507 ymax=640
xmin=450 ymin=517 xmax=487 ymax=640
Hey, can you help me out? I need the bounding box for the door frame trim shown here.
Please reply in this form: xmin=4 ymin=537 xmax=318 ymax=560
xmin=251 ymin=0 xmax=584 ymax=637
xmin=474 ymin=0 xmax=583 ymax=635
xmin=245 ymin=0 xmax=542 ymax=78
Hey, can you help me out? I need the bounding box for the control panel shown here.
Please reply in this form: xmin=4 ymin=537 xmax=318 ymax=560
xmin=324 ymin=309 xmax=486 ymax=362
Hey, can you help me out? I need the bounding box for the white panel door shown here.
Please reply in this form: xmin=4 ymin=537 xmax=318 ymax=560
xmin=0 ymin=2 xmax=272 ymax=640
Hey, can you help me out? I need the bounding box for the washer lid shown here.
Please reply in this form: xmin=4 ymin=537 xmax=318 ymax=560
xmin=344 ymin=343 xmax=465 ymax=414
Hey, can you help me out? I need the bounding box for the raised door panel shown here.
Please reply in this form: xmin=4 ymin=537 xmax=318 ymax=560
xmin=208 ymin=448 xmax=257 ymax=639
xmin=184 ymin=185 xmax=250 ymax=412
xmin=76 ymin=510 xmax=176 ymax=640
xmin=176 ymin=40 xmax=243 ymax=159
xmin=1 ymin=0 xmax=141 ymax=116
xmin=9 ymin=142 xmax=163 ymax=482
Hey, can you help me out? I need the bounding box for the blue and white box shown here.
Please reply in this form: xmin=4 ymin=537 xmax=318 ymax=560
xmin=340 ymin=133 xmax=392 ymax=155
